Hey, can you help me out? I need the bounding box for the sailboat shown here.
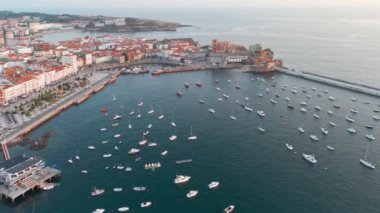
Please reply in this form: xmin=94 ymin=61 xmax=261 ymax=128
xmin=147 ymin=104 xmax=154 ymax=114
xmin=244 ymin=99 xmax=253 ymax=112
xmin=188 ymin=126 xmax=197 ymax=140
xmin=158 ymin=107 xmax=164 ymax=120
xmin=258 ymin=118 xmax=266 ymax=133
xmin=136 ymin=108 xmax=141 ymax=118
xmin=138 ymin=97 xmax=143 ymax=107
xmin=360 ymin=142 xmax=375 ymax=169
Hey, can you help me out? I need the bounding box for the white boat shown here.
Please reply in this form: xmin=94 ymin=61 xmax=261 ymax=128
xmin=311 ymin=87 xmax=317 ymax=91
xmin=129 ymin=111 xmax=135 ymax=115
xmin=208 ymin=181 xmax=220 ymax=189
xmin=113 ymin=188 xmax=123 ymax=192
xmin=114 ymin=146 xmax=119 ymax=151
xmin=103 ymin=154 xmax=112 ymax=158
xmin=258 ymin=127 xmax=266 ymax=133
xmin=270 ymin=99 xmax=277 ymax=104
xmin=298 ymin=127 xmax=305 ymax=133
xmin=360 ymin=142 xmax=375 ymax=169
xmin=327 ymin=110 xmax=334 ymax=115
xmin=158 ymin=107 xmax=164 ymax=119
xmin=118 ymin=207 xmax=129 ymax=212
xmin=81 ymin=170 xmax=88 ymax=174
xmin=224 ymin=205 xmax=235 ymax=213
xmin=147 ymin=124 xmax=152 ymax=129
xmin=285 ymin=143 xmax=293 ymax=150
xmin=351 ymin=97 xmax=357 ymax=102
xmin=171 ymin=121 xmax=176 ymax=127
xmin=112 ymin=123 xmax=119 ymax=127
xmin=265 ymin=88 xmax=270 ymax=93
xmin=169 ymin=135 xmax=177 ymax=141
xmin=140 ymin=202 xmax=152 ymax=208
xmin=186 ymin=190 xmax=198 ymax=198
xmin=306 ymin=95 xmax=311 ymax=99
xmin=323 ymin=90 xmax=329 ymax=93
xmin=244 ymin=106 xmax=253 ymax=112
xmin=101 ymin=140 xmax=109 ymax=144
xmin=285 ymin=97 xmax=291 ymax=101
xmin=328 ymin=121 xmax=336 ymax=126
xmin=139 ymin=134 xmax=148 ymax=145
xmin=365 ymin=134 xmax=375 ymax=141
xmin=147 ymin=104 xmax=155 ymax=114
xmin=347 ymin=128 xmax=357 ymax=134
xmin=136 ymin=110 xmax=141 ymax=118
xmin=209 ymin=108 xmax=216 ymax=114
xmin=227 ymin=79 xmax=232 ymax=83
xmin=328 ymin=96 xmax=335 ymax=101
xmin=145 ymin=162 xmax=161 ymax=170
xmin=112 ymin=94 xmax=116 ymax=101
xmin=100 ymin=128 xmax=107 ymax=131
xmin=75 ymin=154 xmax=80 ymax=161
xmin=161 ymin=150 xmax=168 ymax=156
xmin=217 ymin=98 xmax=223 ymax=102
xmin=113 ymin=115 xmax=122 ymax=120
xmin=199 ymin=99 xmax=205 ymax=104
xmin=88 ymin=146 xmax=95 ymax=150
xmin=257 ymin=93 xmax=263 ymax=97
xmin=302 ymin=153 xmax=317 ymax=164
xmin=148 ymin=142 xmax=157 ymax=147
xmin=350 ymin=109 xmax=358 ymax=114
xmin=216 ymin=87 xmax=221 ymax=91
xmin=41 ymin=184 xmax=55 ymax=190
xmin=125 ymin=167 xmax=132 ymax=172
xmin=345 ymin=116 xmax=355 ymax=123
xmin=143 ymin=131 xmax=149 ymax=136
xmin=365 ymin=124 xmax=374 ymax=129
xmin=373 ymin=115 xmax=380 ymax=121
xmin=222 ymin=94 xmax=229 ymax=98
xmin=133 ymin=186 xmax=146 ymax=191
xmin=310 ymin=135 xmax=319 ymax=141
xmin=93 ymin=209 xmax=105 ymax=213
xmin=326 ymin=146 xmax=334 ymax=151
xmin=245 ymin=97 xmax=249 ymax=101
xmin=174 ymin=175 xmax=191 ymax=184
xmin=114 ymin=134 xmax=121 ymax=138
xmin=138 ymin=98 xmax=144 ymax=107
xmin=313 ymin=114 xmax=320 ymax=119
xmin=300 ymin=108 xmax=307 ymax=112
xmin=188 ymin=126 xmax=197 ymax=141
xmin=230 ymin=115 xmax=237 ymax=120
xmin=91 ymin=187 xmax=105 ymax=196
xmin=321 ymin=128 xmax=328 ymax=135
xmin=314 ymin=106 xmax=322 ymax=111
xmin=292 ymin=89 xmax=298 ymax=94
xmin=128 ymin=123 xmax=132 ymax=129
xmin=68 ymin=158 xmax=73 ymax=164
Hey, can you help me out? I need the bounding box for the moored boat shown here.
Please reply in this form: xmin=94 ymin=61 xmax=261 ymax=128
xmin=174 ymin=175 xmax=191 ymax=184
xmin=91 ymin=187 xmax=105 ymax=196
xmin=186 ymin=190 xmax=199 ymax=198
xmin=208 ymin=181 xmax=220 ymax=189
xmin=224 ymin=205 xmax=235 ymax=213
xmin=302 ymin=153 xmax=317 ymax=164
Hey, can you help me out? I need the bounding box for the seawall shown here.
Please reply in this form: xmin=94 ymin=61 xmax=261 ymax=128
xmin=277 ymin=68 xmax=380 ymax=97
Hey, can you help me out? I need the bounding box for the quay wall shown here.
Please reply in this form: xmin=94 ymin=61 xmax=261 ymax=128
xmin=277 ymin=68 xmax=380 ymax=97
xmin=4 ymin=73 xmax=119 ymax=145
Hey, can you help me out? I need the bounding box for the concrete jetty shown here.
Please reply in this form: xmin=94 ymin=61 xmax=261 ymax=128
xmin=278 ymin=67 xmax=380 ymax=97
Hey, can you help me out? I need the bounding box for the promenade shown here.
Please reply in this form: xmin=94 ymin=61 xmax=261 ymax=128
xmin=1 ymin=71 xmax=118 ymax=145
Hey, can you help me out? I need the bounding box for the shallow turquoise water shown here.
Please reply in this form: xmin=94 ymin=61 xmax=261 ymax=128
xmin=1 ymin=70 xmax=380 ymax=213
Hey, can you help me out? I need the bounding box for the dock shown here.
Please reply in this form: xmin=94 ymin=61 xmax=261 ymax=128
xmin=0 ymin=155 xmax=61 ymax=204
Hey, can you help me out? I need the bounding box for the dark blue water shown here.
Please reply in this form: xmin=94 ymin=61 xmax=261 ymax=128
xmin=2 ymin=69 xmax=380 ymax=212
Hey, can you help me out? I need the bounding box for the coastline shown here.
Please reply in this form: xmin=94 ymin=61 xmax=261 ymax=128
xmin=2 ymin=70 xmax=121 ymax=146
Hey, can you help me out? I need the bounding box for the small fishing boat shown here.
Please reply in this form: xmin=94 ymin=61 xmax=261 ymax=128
xmin=113 ymin=115 xmax=122 ymax=120
xmin=174 ymin=175 xmax=191 ymax=184
xmin=195 ymin=81 xmax=203 ymax=87
xmin=310 ymin=135 xmax=319 ymax=142
xmin=128 ymin=148 xmax=140 ymax=155
xmin=326 ymin=146 xmax=334 ymax=151
xmin=321 ymin=128 xmax=328 ymax=135
xmin=133 ymin=186 xmax=147 ymax=191
xmin=258 ymin=127 xmax=266 ymax=133
xmin=81 ymin=170 xmax=88 ymax=174
xmin=230 ymin=115 xmax=237 ymax=120
xmin=103 ymin=154 xmax=112 ymax=158
xmin=345 ymin=116 xmax=355 ymax=123
xmin=285 ymin=143 xmax=293 ymax=150
xmin=298 ymin=127 xmax=305 ymax=133
xmin=93 ymin=209 xmax=105 ymax=213
xmin=140 ymin=202 xmax=152 ymax=208
xmin=176 ymin=90 xmax=183 ymax=97
xmin=328 ymin=121 xmax=336 ymax=127
xmin=208 ymin=108 xmax=216 ymax=114
xmin=91 ymin=187 xmax=105 ymax=196
xmin=118 ymin=207 xmax=129 ymax=212
xmin=199 ymin=99 xmax=205 ymax=104
xmin=347 ymin=128 xmax=357 ymax=134
xmin=129 ymin=111 xmax=135 ymax=115
xmin=224 ymin=205 xmax=235 ymax=213
xmin=208 ymin=181 xmax=220 ymax=189
xmin=184 ymin=81 xmax=190 ymax=88
xmin=313 ymin=114 xmax=320 ymax=119
xmin=88 ymin=146 xmax=95 ymax=150
xmin=327 ymin=110 xmax=334 ymax=115
xmin=188 ymin=126 xmax=197 ymax=140
xmin=270 ymin=99 xmax=277 ymax=104
xmin=302 ymin=153 xmax=317 ymax=164
xmin=161 ymin=150 xmax=168 ymax=156
xmin=186 ymin=190 xmax=199 ymax=198
xmin=169 ymin=135 xmax=177 ymax=141
xmin=365 ymin=134 xmax=375 ymax=141
xmin=114 ymin=134 xmax=121 ymax=138
xmin=113 ymin=188 xmax=123 ymax=192
xmin=216 ymin=87 xmax=221 ymax=91
xmin=223 ymin=93 xmax=229 ymax=98
xmin=300 ymin=108 xmax=307 ymax=113
xmin=148 ymin=142 xmax=157 ymax=147
xmin=100 ymin=128 xmax=107 ymax=131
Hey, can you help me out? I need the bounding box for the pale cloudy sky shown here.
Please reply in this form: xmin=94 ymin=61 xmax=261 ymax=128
xmin=3 ymin=0 xmax=380 ymax=9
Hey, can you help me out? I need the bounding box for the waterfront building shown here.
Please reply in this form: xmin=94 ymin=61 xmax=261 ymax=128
xmin=61 ymin=53 xmax=78 ymax=72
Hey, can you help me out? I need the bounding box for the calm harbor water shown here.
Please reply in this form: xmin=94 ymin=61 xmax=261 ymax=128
xmin=2 ymin=69 xmax=380 ymax=212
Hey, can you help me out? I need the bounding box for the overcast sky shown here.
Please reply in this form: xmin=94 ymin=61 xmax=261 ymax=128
xmin=3 ymin=0 xmax=380 ymax=9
